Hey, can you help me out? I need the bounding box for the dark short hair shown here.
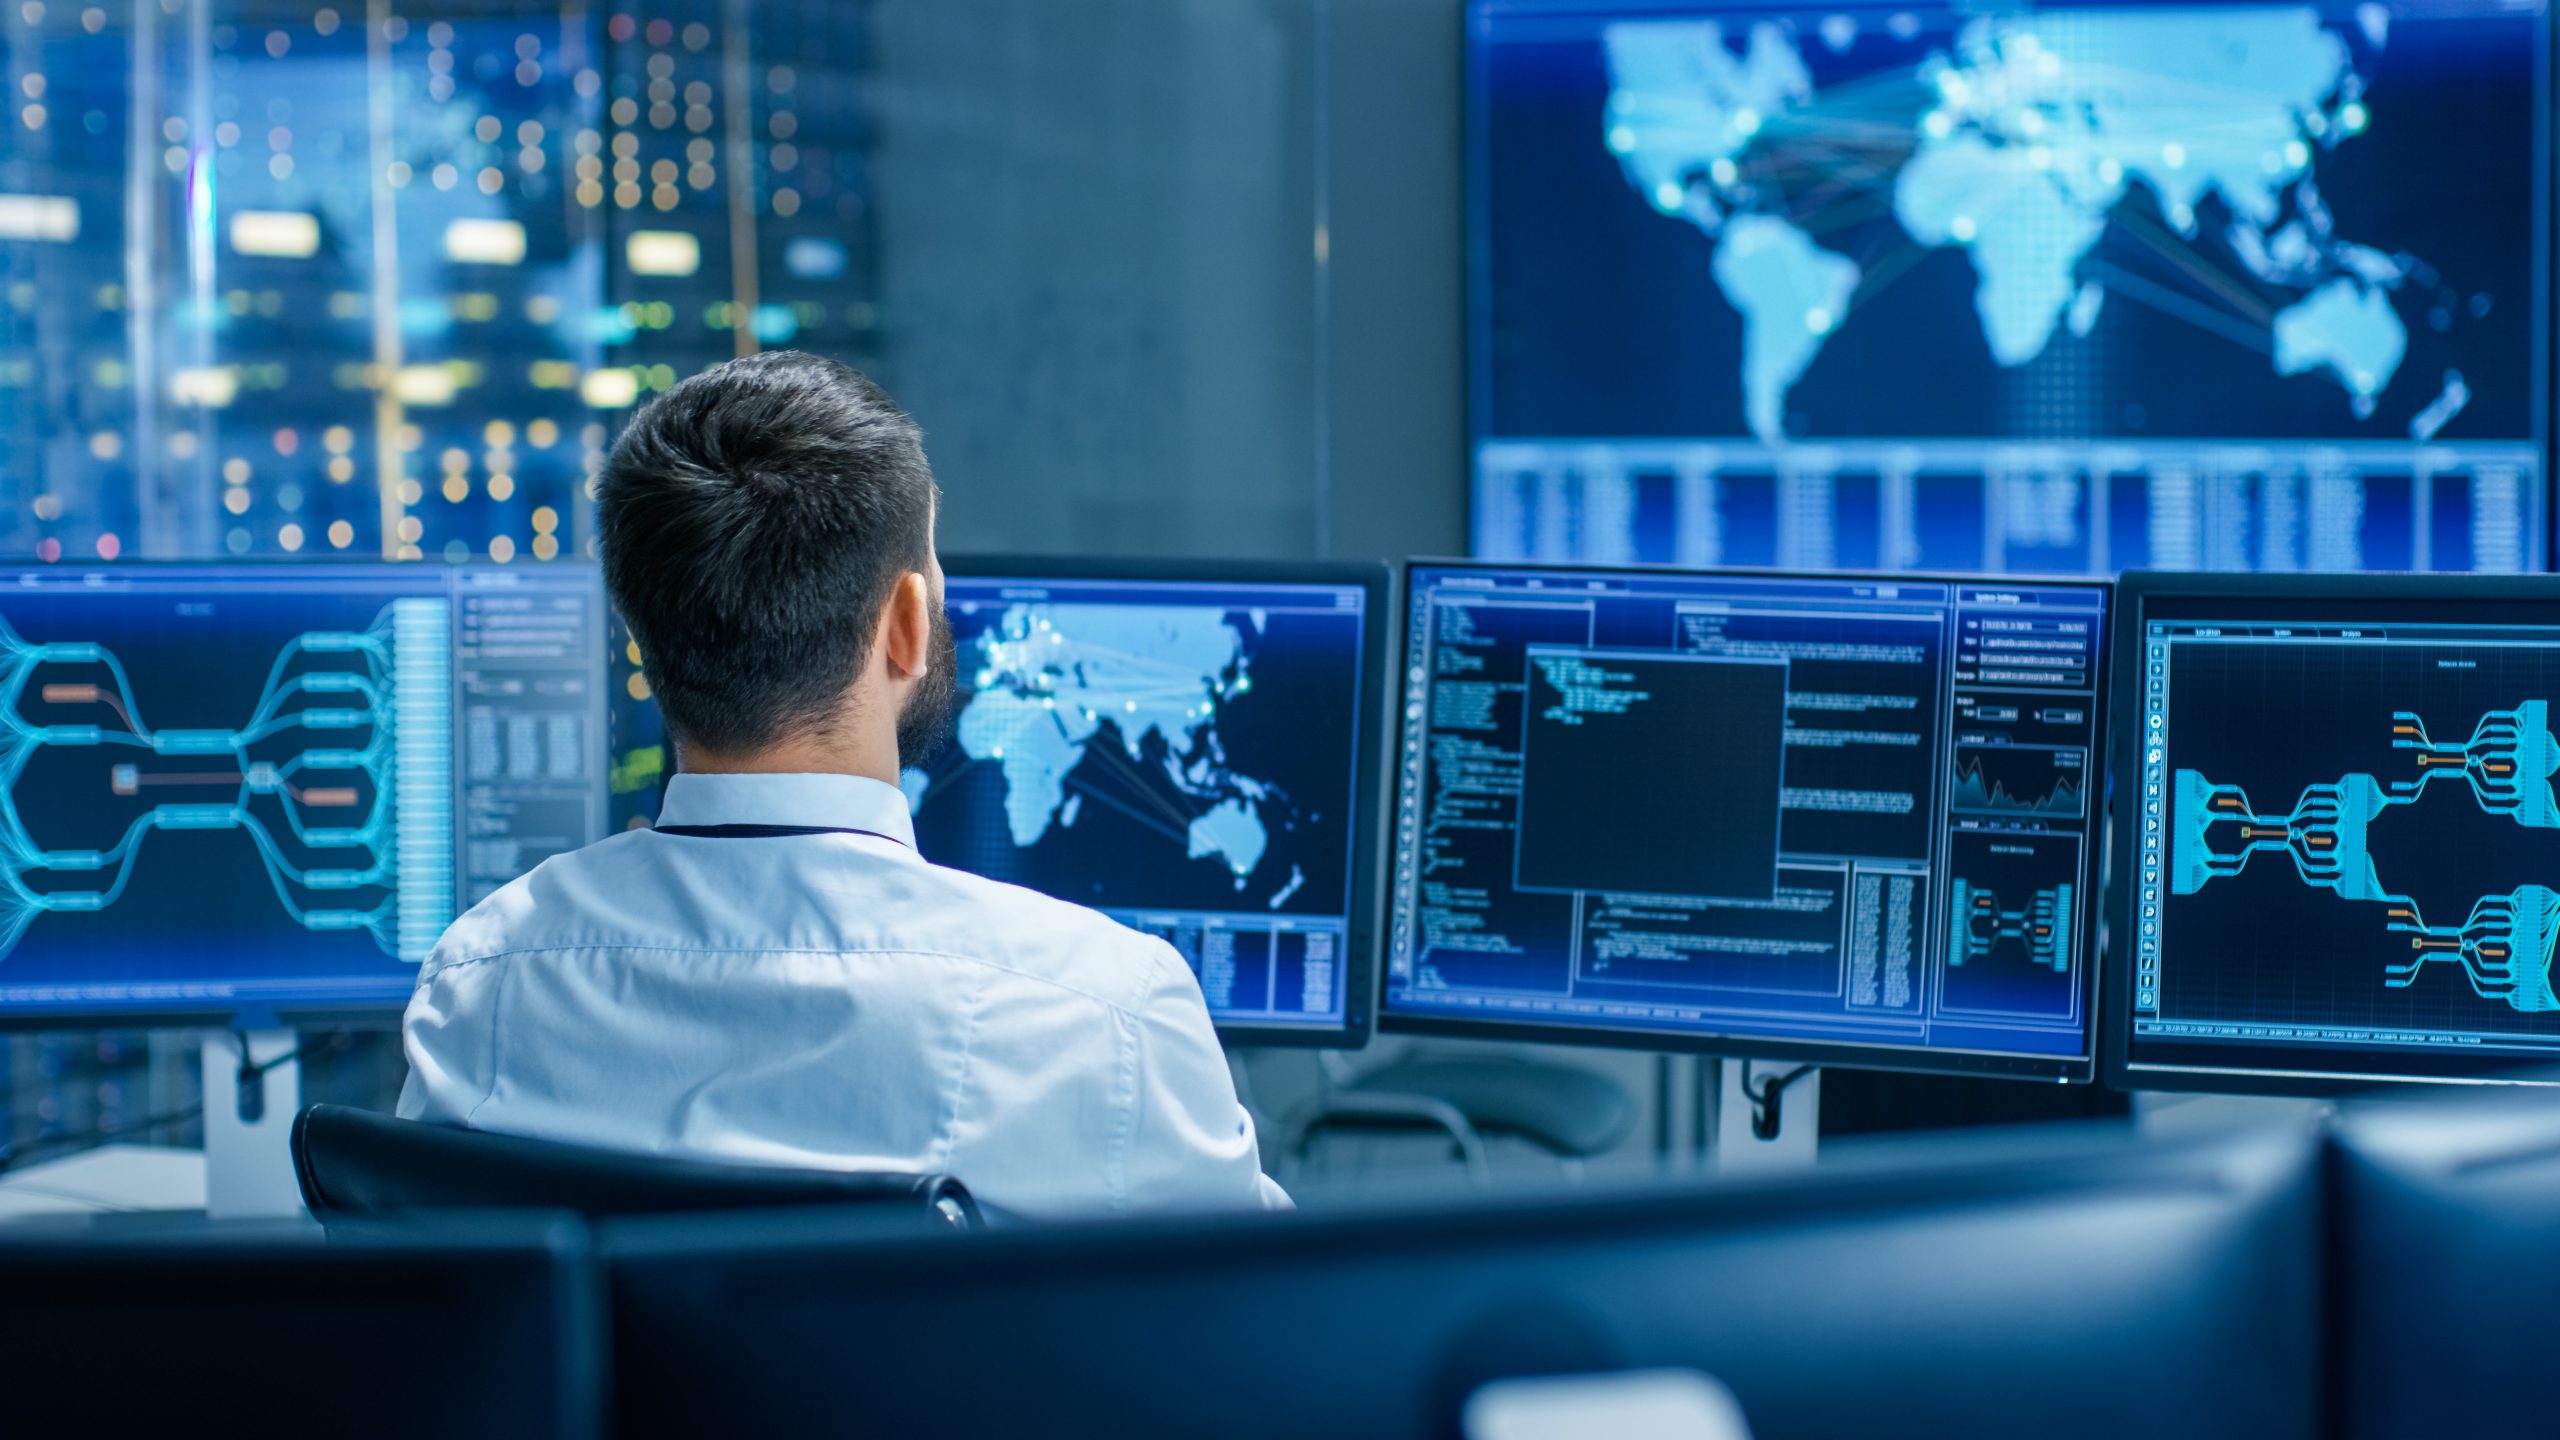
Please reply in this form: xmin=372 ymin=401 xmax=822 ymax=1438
xmin=598 ymin=350 xmax=937 ymax=754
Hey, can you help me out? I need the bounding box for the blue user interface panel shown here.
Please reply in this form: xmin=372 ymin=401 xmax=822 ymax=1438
xmin=2129 ymin=590 xmax=2560 ymax=1086
xmin=0 ymin=564 xmax=608 ymax=1023
xmin=1470 ymin=0 xmax=2548 ymax=573
xmin=1386 ymin=564 xmax=2106 ymax=1078
xmin=906 ymin=574 xmax=1374 ymax=1036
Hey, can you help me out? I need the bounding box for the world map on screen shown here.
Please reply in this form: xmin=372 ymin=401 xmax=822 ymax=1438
xmin=913 ymin=603 xmax=1299 ymax=901
xmin=1605 ymin=6 xmax=2435 ymax=444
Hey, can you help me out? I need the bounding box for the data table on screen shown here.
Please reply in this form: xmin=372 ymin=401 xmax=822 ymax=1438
xmin=1385 ymin=564 xmax=2108 ymax=1079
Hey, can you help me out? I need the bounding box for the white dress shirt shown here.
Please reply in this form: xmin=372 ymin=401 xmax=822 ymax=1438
xmin=398 ymin=770 xmax=1289 ymax=1218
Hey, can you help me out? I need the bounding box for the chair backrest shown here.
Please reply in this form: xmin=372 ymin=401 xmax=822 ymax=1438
xmin=292 ymin=1104 xmax=979 ymax=1229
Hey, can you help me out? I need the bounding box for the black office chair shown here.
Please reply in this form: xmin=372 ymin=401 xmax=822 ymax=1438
xmin=292 ymin=1104 xmax=982 ymax=1230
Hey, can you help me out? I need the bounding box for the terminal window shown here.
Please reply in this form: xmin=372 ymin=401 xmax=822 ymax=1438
xmin=0 ymin=563 xmax=606 ymax=1020
xmin=1468 ymin=0 xmax=2548 ymax=574
xmin=1515 ymin=649 xmax=1786 ymax=900
xmin=903 ymin=575 xmax=1372 ymax=1033
xmin=1386 ymin=565 xmax=2106 ymax=1074
xmin=2131 ymin=596 xmax=2560 ymax=1084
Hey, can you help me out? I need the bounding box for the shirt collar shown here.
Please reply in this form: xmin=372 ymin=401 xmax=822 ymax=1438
xmin=655 ymin=772 xmax=918 ymax=849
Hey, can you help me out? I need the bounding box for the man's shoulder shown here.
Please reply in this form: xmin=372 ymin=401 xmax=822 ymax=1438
xmin=895 ymin=860 xmax=1177 ymax=1005
xmin=423 ymin=830 xmax=1177 ymax=1012
xmin=426 ymin=828 xmax=655 ymax=967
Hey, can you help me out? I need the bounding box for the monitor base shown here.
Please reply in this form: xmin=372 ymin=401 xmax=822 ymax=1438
xmin=1715 ymin=1060 xmax=1818 ymax=1174
xmin=202 ymin=1029 xmax=303 ymax=1220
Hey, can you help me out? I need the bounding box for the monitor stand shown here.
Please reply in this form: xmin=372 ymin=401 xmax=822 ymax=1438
xmin=1714 ymin=1060 xmax=1819 ymax=1174
xmin=201 ymin=1028 xmax=306 ymax=1220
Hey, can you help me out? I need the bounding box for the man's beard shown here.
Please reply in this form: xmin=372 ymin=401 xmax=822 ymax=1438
xmin=895 ymin=603 xmax=959 ymax=769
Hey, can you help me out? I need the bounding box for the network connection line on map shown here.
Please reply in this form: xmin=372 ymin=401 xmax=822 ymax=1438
xmin=1947 ymin=878 xmax=2073 ymax=972
xmin=1600 ymin=7 xmax=2429 ymax=440
xmin=0 ymin=602 xmax=446 ymax=964
xmin=2170 ymin=703 xmax=2560 ymax=1013
xmin=952 ymin=602 xmax=1285 ymax=888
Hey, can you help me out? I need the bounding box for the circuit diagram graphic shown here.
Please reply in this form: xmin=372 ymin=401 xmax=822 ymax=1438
xmin=1948 ymin=879 xmax=2075 ymax=972
xmin=0 ymin=599 xmax=453 ymax=963
xmin=2173 ymin=700 xmax=2560 ymax=1011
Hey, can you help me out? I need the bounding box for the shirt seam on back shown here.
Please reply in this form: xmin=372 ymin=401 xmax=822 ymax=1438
xmin=463 ymin=955 xmax=510 ymax=1127
xmin=1110 ymin=1006 xmax=1138 ymax=1214
xmin=421 ymin=943 xmax=1138 ymax=1012
xmin=930 ymin=964 xmax=993 ymax=1175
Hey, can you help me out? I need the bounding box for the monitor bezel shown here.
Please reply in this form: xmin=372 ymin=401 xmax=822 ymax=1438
xmin=936 ymin=554 xmax=1392 ymax=1050
xmin=0 ymin=558 xmax=609 ymax=1035
xmin=2105 ymin=570 xmax=2560 ymax=1096
xmin=1379 ymin=557 xmax=2108 ymax=1083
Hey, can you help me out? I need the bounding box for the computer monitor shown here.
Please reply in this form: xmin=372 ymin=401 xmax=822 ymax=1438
xmin=1383 ymin=562 xmax=2107 ymax=1080
xmin=2 ymin=1215 xmax=601 ymax=1438
xmin=1468 ymin=0 xmax=2547 ymax=574
xmin=2110 ymin=572 xmax=2560 ymax=1093
xmin=601 ymin=1124 xmax=2320 ymax=1439
xmin=0 ymin=561 xmax=609 ymax=1029
xmin=903 ymin=557 xmax=1389 ymax=1045
xmin=2329 ymin=1087 xmax=2560 ymax=1439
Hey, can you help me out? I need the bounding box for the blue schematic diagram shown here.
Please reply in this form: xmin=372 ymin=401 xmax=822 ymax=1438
xmin=0 ymin=561 xmax=604 ymax=1026
xmin=1948 ymin=880 xmax=2075 ymax=972
xmin=0 ymin=600 xmax=453 ymax=965
xmin=2172 ymin=701 xmax=2560 ymax=1010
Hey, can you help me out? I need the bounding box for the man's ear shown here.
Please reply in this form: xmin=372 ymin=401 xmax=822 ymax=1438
xmin=881 ymin=571 xmax=933 ymax=681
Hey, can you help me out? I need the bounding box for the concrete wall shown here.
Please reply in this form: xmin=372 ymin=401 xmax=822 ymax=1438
xmin=869 ymin=0 xmax=1465 ymax=565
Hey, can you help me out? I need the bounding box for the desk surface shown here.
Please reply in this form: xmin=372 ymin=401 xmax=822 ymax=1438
xmin=0 ymin=1143 xmax=206 ymax=1223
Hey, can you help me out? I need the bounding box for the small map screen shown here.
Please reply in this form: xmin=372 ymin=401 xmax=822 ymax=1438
xmin=904 ymin=574 xmax=1373 ymax=1034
